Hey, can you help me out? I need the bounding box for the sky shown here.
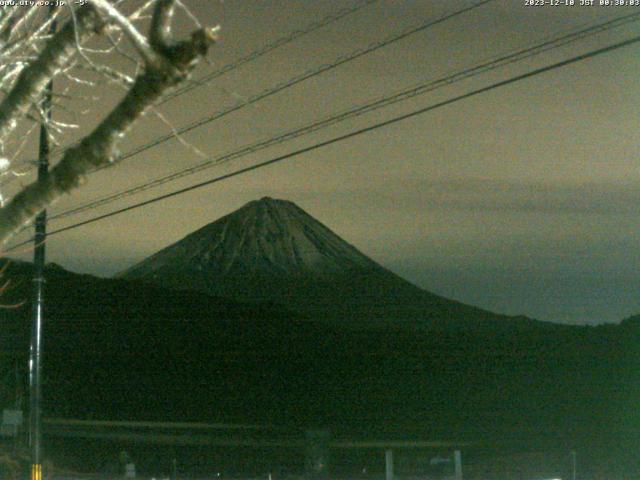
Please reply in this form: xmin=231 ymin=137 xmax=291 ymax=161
xmin=4 ymin=0 xmax=640 ymax=325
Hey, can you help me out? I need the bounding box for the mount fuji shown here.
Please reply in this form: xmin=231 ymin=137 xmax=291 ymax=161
xmin=0 ymin=199 xmax=632 ymax=452
xmin=120 ymin=197 xmax=534 ymax=329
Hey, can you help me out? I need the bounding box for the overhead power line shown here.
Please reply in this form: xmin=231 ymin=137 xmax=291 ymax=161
xmin=1 ymin=0 xmax=378 ymax=180
xmin=159 ymin=0 xmax=380 ymax=105
xmin=5 ymin=32 xmax=636 ymax=251
xmin=97 ymin=0 xmax=494 ymax=169
xmin=2 ymin=0 xmax=494 ymax=185
xmin=49 ymin=10 xmax=640 ymax=221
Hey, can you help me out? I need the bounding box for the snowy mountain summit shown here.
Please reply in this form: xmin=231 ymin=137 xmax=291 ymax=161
xmin=123 ymin=197 xmax=378 ymax=279
xmin=121 ymin=197 xmax=526 ymax=328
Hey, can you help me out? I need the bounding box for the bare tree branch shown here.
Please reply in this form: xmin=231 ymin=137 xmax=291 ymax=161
xmin=150 ymin=0 xmax=176 ymax=51
xmin=0 ymin=6 xmax=30 ymax=46
xmin=0 ymin=6 xmax=103 ymax=144
xmin=89 ymin=0 xmax=160 ymax=67
xmin=0 ymin=0 xmax=218 ymax=246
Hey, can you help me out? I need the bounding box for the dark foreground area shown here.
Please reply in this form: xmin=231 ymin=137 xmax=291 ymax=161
xmin=0 ymin=261 xmax=638 ymax=478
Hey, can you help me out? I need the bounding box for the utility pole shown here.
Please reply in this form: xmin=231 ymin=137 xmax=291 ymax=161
xmin=29 ymin=7 xmax=56 ymax=480
xmin=385 ymin=449 xmax=394 ymax=480
xmin=453 ymin=450 xmax=463 ymax=480
xmin=172 ymin=457 xmax=178 ymax=480
xmin=571 ymin=450 xmax=577 ymax=480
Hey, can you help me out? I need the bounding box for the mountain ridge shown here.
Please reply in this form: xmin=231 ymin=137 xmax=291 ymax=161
xmin=120 ymin=197 xmax=546 ymax=329
xmin=1 ymin=254 xmax=637 ymax=471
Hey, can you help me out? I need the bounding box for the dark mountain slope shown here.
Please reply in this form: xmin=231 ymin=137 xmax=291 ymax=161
xmin=1 ymin=259 xmax=635 ymax=447
xmin=120 ymin=197 xmax=542 ymax=330
xmin=0 ymin=260 xmax=324 ymax=424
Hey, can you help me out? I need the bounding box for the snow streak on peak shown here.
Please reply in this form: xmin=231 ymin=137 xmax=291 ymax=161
xmin=120 ymin=197 xmax=512 ymax=328
xmin=122 ymin=197 xmax=380 ymax=280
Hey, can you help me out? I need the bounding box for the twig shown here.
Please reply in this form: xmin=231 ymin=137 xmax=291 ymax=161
xmin=0 ymin=0 xmax=218 ymax=245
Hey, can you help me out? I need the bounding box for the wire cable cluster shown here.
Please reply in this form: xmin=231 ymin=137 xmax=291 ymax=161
xmin=4 ymin=32 xmax=636 ymax=252
xmin=49 ymin=10 xmax=640 ymax=222
xmin=0 ymin=0 xmax=381 ymax=182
